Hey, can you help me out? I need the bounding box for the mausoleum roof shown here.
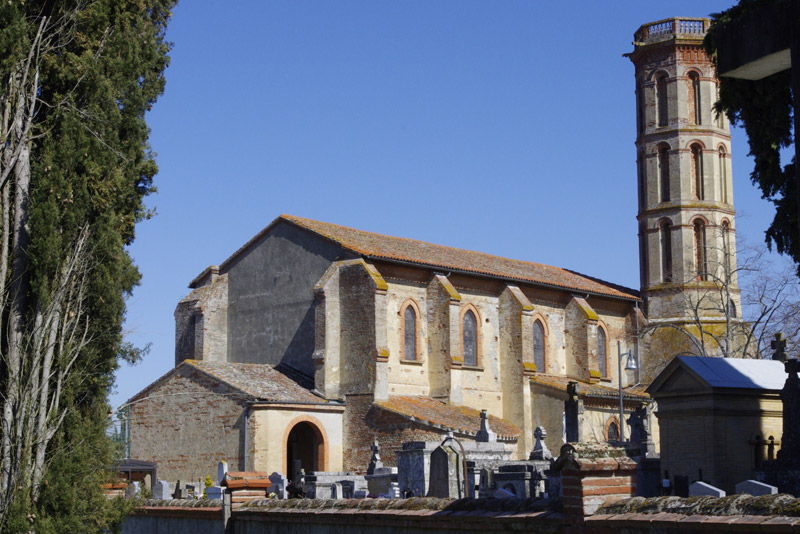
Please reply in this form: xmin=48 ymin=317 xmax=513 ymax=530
xmin=219 ymin=214 xmax=639 ymax=301
xmin=648 ymin=356 xmax=786 ymax=393
xmin=374 ymin=395 xmax=522 ymax=440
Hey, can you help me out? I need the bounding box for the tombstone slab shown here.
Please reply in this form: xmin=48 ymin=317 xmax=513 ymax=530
xmin=427 ymin=444 xmax=462 ymax=498
xmin=125 ymin=481 xmax=141 ymax=499
xmin=689 ymin=481 xmax=726 ymax=498
xmin=269 ymin=472 xmax=287 ymax=499
xmin=217 ymin=461 xmax=228 ymax=486
xmin=153 ymin=480 xmax=173 ymax=500
xmin=736 ymin=479 xmax=778 ymax=496
xmin=206 ymin=486 xmax=225 ymax=500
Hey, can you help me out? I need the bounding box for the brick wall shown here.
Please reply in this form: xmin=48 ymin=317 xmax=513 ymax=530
xmin=129 ymin=366 xmax=249 ymax=482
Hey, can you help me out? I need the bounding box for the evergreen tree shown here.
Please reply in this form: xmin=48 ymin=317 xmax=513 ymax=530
xmin=0 ymin=0 xmax=176 ymax=530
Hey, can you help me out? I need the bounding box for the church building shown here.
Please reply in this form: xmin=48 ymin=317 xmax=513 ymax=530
xmin=126 ymin=16 xmax=741 ymax=483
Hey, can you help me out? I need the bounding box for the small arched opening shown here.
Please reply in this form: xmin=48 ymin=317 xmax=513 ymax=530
xmin=286 ymin=420 xmax=325 ymax=475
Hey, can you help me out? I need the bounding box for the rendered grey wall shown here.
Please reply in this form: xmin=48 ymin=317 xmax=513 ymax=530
xmin=123 ymin=516 xmax=223 ymax=534
xmin=224 ymin=222 xmax=348 ymax=376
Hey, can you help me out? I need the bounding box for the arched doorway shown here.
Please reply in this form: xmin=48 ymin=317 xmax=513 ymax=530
xmin=286 ymin=421 xmax=325 ymax=475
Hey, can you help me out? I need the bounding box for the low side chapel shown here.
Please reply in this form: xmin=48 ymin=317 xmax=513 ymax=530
xmin=127 ymin=16 xmax=739 ymax=483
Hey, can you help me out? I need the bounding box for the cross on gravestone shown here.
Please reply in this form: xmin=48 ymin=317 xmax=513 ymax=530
xmin=367 ymin=437 xmax=382 ymax=475
xmin=529 ymin=426 xmax=553 ymax=461
xmin=772 ymin=333 xmax=787 ymax=362
xmin=475 ymin=409 xmax=497 ymax=443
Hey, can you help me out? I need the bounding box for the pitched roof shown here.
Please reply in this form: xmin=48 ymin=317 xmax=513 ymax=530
xmin=529 ymin=373 xmax=650 ymax=401
xmin=218 ymin=214 xmax=639 ymax=301
xmin=128 ymin=360 xmax=328 ymax=405
xmin=648 ymin=356 xmax=786 ymax=393
xmin=188 ymin=361 xmax=328 ymax=404
xmin=374 ymin=395 xmax=521 ymax=440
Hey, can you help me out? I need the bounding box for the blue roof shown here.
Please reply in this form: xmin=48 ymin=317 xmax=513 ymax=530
xmin=677 ymin=356 xmax=786 ymax=390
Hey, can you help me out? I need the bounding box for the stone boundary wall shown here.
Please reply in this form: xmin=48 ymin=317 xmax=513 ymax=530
xmin=123 ymin=502 xmax=224 ymax=534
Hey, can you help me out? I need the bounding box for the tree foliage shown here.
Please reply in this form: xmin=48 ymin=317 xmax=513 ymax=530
xmin=0 ymin=0 xmax=175 ymax=530
xmin=705 ymin=0 xmax=798 ymax=273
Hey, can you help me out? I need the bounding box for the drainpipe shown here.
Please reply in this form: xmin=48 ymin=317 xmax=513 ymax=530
xmin=243 ymin=405 xmax=250 ymax=471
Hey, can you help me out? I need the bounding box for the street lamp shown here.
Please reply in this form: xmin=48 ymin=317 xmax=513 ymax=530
xmin=617 ymin=340 xmax=638 ymax=442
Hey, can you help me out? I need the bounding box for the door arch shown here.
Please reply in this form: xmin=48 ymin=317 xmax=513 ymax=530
xmin=283 ymin=416 xmax=327 ymax=476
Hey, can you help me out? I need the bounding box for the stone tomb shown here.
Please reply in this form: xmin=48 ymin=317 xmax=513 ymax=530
xmin=427 ymin=443 xmax=463 ymax=499
xmin=736 ymin=479 xmax=778 ymax=496
xmin=689 ymin=481 xmax=726 ymax=498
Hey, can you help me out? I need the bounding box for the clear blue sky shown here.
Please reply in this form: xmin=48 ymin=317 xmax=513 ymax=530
xmin=112 ymin=0 xmax=781 ymax=409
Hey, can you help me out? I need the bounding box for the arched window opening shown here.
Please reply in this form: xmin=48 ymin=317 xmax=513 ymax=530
xmin=715 ymin=84 xmax=724 ymax=128
xmin=688 ymin=72 xmax=701 ymax=125
xmin=637 ymin=151 xmax=646 ymax=210
xmin=462 ymin=309 xmax=478 ymax=367
xmin=533 ymin=320 xmax=545 ymax=372
xmin=691 ymin=144 xmax=704 ymax=200
xmin=639 ymin=222 xmax=649 ymax=287
xmin=722 ymin=221 xmax=732 ymax=277
xmin=636 ymin=84 xmax=644 ymax=134
xmin=656 ymin=73 xmax=668 ymax=127
xmin=660 ymin=220 xmax=672 ymax=282
xmin=403 ymin=304 xmax=417 ymax=361
xmin=607 ymin=420 xmax=619 ymax=442
xmin=598 ymin=327 xmax=608 ymax=377
xmin=729 ymin=300 xmax=737 ymax=318
xmin=694 ymin=220 xmax=707 ymax=281
xmin=658 ymin=146 xmax=670 ymax=202
xmin=719 ymin=146 xmax=728 ymax=203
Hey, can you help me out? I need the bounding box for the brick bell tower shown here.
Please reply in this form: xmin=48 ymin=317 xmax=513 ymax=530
xmin=628 ymin=18 xmax=741 ymax=353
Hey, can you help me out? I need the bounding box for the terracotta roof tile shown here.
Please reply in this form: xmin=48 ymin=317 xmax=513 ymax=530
xmin=374 ymin=395 xmax=521 ymax=440
xmin=219 ymin=215 xmax=639 ymax=300
xmin=188 ymin=361 xmax=327 ymax=404
xmin=529 ymin=373 xmax=650 ymax=401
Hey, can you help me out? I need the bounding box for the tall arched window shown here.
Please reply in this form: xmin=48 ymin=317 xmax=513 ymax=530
xmin=598 ymin=327 xmax=608 ymax=377
xmin=694 ymin=220 xmax=707 ymax=281
xmin=636 ymin=83 xmax=644 ymax=134
xmin=462 ymin=309 xmax=478 ymax=367
xmin=658 ymin=145 xmax=670 ymax=202
xmin=639 ymin=221 xmax=649 ymax=287
xmin=637 ymin=151 xmax=646 ymax=210
xmin=607 ymin=420 xmax=620 ymax=442
xmin=722 ymin=220 xmax=732 ymax=276
xmin=688 ymin=72 xmax=701 ymax=125
xmin=719 ymin=146 xmax=728 ymax=203
xmin=533 ymin=319 xmax=546 ymax=372
xmin=403 ymin=303 xmax=418 ymax=361
xmin=660 ymin=220 xmax=672 ymax=282
xmin=656 ymin=73 xmax=668 ymax=127
xmin=691 ymin=144 xmax=704 ymax=200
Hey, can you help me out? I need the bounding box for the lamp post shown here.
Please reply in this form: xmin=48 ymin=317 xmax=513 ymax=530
xmin=617 ymin=340 xmax=638 ymax=442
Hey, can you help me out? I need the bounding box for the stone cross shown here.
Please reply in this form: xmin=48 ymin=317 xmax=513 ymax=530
xmin=772 ymin=333 xmax=787 ymax=362
xmin=367 ymin=437 xmax=383 ymax=475
xmin=529 ymin=426 xmax=553 ymax=461
xmin=475 ymin=409 xmax=497 ymax=443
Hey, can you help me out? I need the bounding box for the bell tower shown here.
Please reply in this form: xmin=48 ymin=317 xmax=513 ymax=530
xmin=628 ymin=19 xmax=741 ymax=344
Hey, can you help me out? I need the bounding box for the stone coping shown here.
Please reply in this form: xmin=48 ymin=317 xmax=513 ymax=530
xmin=239 ymin=496 xmax=560 ymax=516
xmin=138 ymin=498 xmax=223 ymax=508
xmin=599 ymin=494 xmax=800 ymax=517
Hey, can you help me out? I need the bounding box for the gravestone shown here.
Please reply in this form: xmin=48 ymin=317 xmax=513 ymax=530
xmin=779 ymin=358 xmax=800 ymax=460
xmin=674 ymin=475 xmax=689 ymax=497
xmin=366 ymin=466 xmax=398 ymax=497
xmin=185 ymin=484 xmax=196 ymax=498
xmin=475 ymin=410 xmax=497 ymax=443
xmin=125 ymin=481 xmax=141 ymax=499
xmin=427 ymin=444 xmax=462 ymax=498
xmin=172 ymin=480 xmax=185 ymax=499
xmin=736 ymin=479 xmax=778 ymax=496
xmin=689 ymin=481 xmax=726 ymax=498
xmin=529 ymin=426 xmax=553 ymax=461
xmin=217 ymin=461 xmax=228 ymax=486
xmin=206 ymin=486 xmax=225 ymax=500
xmin=269 ymin=472 xmax=287 ymax=499
xmin=153 ymin=480 xmax=172 ymax=500
xmin=367 ymin=438 xmax=383 ymax=475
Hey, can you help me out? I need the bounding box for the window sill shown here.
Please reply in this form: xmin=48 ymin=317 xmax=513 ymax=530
xmin=400 ymin=358 xmax=423 ymax=366
xmin=462 ymin=365 xmax=484 ymax=372
xmin=600 ymin=377 xmax=612 ymax=383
